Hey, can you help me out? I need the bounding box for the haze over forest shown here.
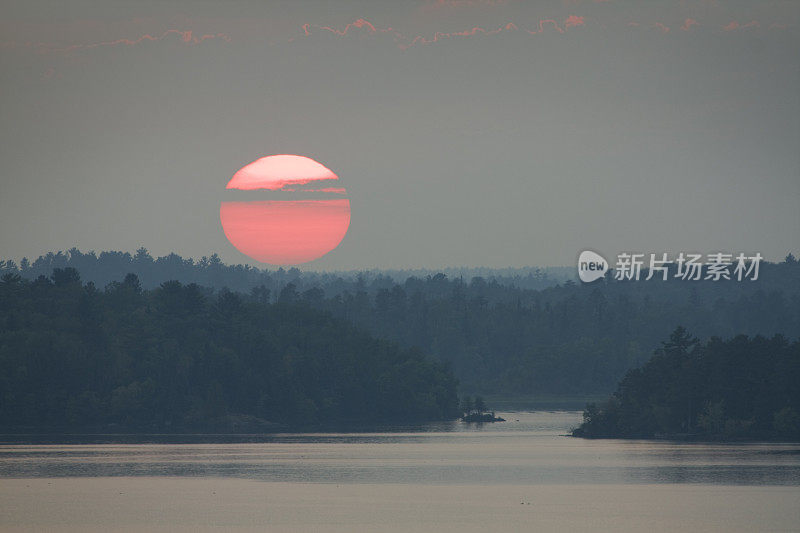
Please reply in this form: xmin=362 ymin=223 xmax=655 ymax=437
xmin=2 ymin=3 xmax=800 ymax=532
xmin=0 ymin=0 xmax=798 ymax=435
xmin=2 ymin=250 xmax=798 ymax=412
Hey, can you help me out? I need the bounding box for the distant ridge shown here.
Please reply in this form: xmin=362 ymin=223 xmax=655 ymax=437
xmin=0 ymin=248 xmax=573 ymax=293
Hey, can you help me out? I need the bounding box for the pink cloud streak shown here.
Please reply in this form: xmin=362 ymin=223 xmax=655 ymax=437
xmin=301 ymin=16 xmax=588 ymax=49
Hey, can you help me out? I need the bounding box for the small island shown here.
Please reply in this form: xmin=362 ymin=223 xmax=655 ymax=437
xmin=460 ymin=396 xmax=505 ymax=423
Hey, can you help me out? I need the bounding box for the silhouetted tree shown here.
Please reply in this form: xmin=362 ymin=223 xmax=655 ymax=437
xmin=474 ymin=396 xmax=486 ymax=413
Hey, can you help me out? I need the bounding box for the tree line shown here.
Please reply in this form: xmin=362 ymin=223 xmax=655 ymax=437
xmin=573 ymin=327 xmax=800 ymax=440
xmin=2 ymin=250 xmax=798 ymax=397
xmin=0 ymin=248 xmax=569 ymax=294
xmin=0 ymin=269 xmax=460 ymax=432
xmin=304 ymin=257 xmax=800 ymax=395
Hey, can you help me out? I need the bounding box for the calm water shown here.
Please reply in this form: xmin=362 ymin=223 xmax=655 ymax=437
xmin=1 ymin=411 xmax=799 ymax=532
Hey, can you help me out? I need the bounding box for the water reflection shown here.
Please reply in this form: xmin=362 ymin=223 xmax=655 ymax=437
xmin=1 ymin=411 xmax=798 ymax=486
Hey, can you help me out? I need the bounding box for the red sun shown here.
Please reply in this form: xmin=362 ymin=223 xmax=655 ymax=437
xmin=220 ymin=155 xmax=350 ymax=265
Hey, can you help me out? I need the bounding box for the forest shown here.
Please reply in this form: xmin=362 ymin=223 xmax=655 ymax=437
xmin=572 ymin=327 xmax=800 ymax=440
xmin=0 ymin=269 xmax=460 ymax=431
xmin=1 ymin=250 xmax=799 ymax=397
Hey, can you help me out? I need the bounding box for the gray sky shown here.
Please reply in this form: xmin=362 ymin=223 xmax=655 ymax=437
xmin=1 ymin=0 xmax=798 ymax=269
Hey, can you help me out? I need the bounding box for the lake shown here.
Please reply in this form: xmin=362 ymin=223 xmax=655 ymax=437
xmin=1 ymin=411 xmax=798 ymax=532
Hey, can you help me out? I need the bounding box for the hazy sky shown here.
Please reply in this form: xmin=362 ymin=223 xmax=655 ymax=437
xmin=1 ymin=0 xmax=798 ymax=269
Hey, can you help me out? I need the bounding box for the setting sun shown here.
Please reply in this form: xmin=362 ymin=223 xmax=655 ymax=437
xmin=220 ymin=155 xmax=351 ymax=265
